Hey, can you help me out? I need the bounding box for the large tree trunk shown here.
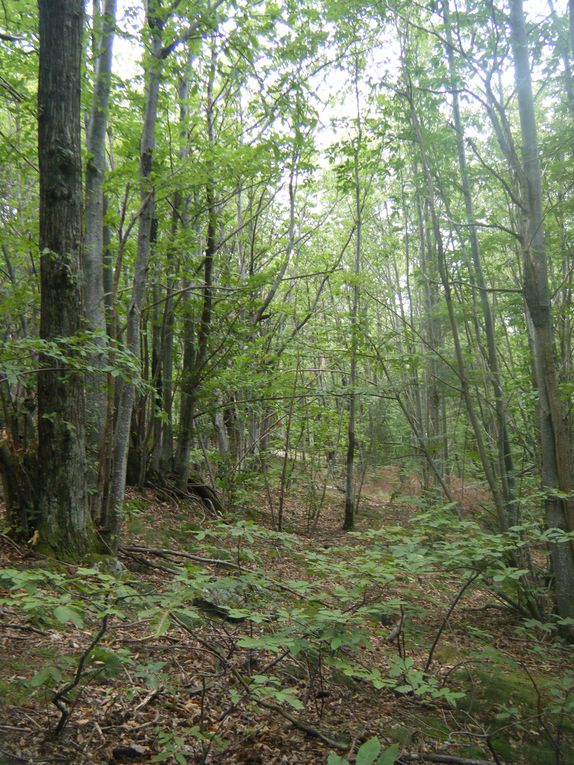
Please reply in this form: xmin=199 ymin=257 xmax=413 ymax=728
xmin=37 ymin=0 xmax=96 ymax=556
xmin=510 ymin=0 xmax=574 ymax=623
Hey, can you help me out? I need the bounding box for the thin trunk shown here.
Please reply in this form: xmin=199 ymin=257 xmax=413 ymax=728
xmin=510 ymin=0 xmax=574 ymax=622
xmin=277 ymin=359 xmax=300 ymax=532
xmin=84 ymin=0 xmax=116 ymax=518
xmin=151 ymin=52 xmax=194 ymax=477
xmin=102 ymin=8 xmax=163 ymax=550
xmin=344 ymin=57 xmax=362 ymax=532
xmin=175 ymin=42 xmax=218 ymax=488
xmin=443 ymin=0 xmax=518 ymax=526
xmin=405 ymin=73 xmax=510 ymax=532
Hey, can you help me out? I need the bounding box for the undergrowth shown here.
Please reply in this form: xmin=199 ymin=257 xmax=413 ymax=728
xmin=0 ymin=498 xmax=573 ymax=764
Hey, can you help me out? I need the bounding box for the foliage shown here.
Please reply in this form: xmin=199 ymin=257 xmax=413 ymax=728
xmin=327 ymin=739 xmax=400 ymax=765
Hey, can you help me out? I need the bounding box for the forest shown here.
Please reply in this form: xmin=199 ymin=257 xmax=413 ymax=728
xmin=0 ymin=0 xmax=573 ymax=763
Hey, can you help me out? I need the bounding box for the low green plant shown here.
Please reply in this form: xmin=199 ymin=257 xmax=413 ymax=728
xmin=327 ymin=738 xmax=399 ymax=765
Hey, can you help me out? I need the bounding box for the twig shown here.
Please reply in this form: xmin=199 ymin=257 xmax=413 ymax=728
xmin=172 ymin=614 xmax=348 ymax=751
xmin=387 ymin=606 xmax=405 ymax=643
xmin=258 ymin=699 xmax=349 ymax=750
xmin=121 ymin=544 xmax=329 ymax=604
xmin=52 ymin=613 xmax=110 ymax=736
xmin=0 ymin=749 xmax=28 ymax=765
xmin=0 ymin=532 xmax=25 ymax=554
xmin=134 ymin=687 xmax=162 ymax=712
xmin=0 ymin=623 xmax=47 ymax=635
xmin=398 ymin=754 xmax=497 ymax=765
xmin=424 ymin=571 xmax=481 ymax=673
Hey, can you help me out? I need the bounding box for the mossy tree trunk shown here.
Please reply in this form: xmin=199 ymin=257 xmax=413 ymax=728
xmin=37 ymin=0 xmax=97 ymax=557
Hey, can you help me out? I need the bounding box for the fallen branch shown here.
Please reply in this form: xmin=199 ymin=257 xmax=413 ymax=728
xmin=121 ymin=544 xmax=329 ymax=604
xmin=0 ymin=623 xmax=47 ymax=635
xmin=172 ymin=614 xmax=347 ymax=751
xmin=120 ymin=549 xmax=180 ymax=575
xmin=259 ymin=699 xmax=349 ymax=751
xmin=398 ymin=753 xmax=497 ymax=765
xmin=121 ymin=544 xmax=240 ymax=570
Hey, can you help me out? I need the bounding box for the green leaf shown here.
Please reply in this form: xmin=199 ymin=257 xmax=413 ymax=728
xmin=53 ymin=604 xmax=84 ymax=628
xmin=151 ymin=753 xmax=171 ymax=763
xmin=327 ymin=754 xmax=349 ymax=765
xmin=357 ymin=737 xmax=381 ymax=765
xmin=153 ymin=610 xmax=172 ymax=637
xmin=29 ymin=665 xmax=63 ymax=687
xmin=377 ymin=743 xmax=400 ymax=765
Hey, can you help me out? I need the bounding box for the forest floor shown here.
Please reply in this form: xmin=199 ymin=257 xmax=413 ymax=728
xmin=0 ymin=467 xmax=573 ymax=765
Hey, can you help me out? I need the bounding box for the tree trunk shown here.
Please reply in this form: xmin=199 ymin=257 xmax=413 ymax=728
xmin=404 ymin=68 xmax=511 ymax=534
xmin=442 ymin=0 xmax=518 ymax=527
xmin=37 ymin=0 xmax=96 ymax=556
xmin=175 ymin=40 xmax=218 ymax=490
xmin=510 ymin=0 xmax=574 ymax=622
xmin=84 ymin=0 xmax=116 ymax=519
xmin=343 ymin=55 xmax=363 ymax=531
xmin=101 ymin=6 xmax=163 ymax=550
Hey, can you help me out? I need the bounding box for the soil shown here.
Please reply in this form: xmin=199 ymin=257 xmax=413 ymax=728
xmin=0 ymin=469 xmax=572 ymax=765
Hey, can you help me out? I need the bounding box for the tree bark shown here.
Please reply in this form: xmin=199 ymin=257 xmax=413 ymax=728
xmin=343 ymin=53 xmax=363 ymax=531
xmin=101 ymin=5 xmax=163 ymax=550
xmin=510 ymin=0 xmax=574 ymax=622
xmin=37 ymin=0 xmax=96 ymax=556
xmin=442 ymin=0 xmax=518 ymax=527
xmin=84 ymin=0 xmax=116 ymax=518
xmin=175 ymin=39 xmax=218 ymax=490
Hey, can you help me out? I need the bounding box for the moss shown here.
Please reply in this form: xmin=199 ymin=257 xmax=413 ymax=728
xmin=82 ymin=553 xmax=126 ymax=575
xmin=26 ymin=557 xmax=70 ymax=574
xmin=0 ymin=677 xmax=33 ymax=706
xmin=455 ymin=661 xmax=538 ymax=718
xmin=0 ymin=649 xmax=64 ymax=704
xmin=442 ymin=657 xmax=573 ymax=764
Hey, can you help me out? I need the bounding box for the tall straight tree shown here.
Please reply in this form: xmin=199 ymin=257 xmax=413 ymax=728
xmin=175 ymin=37 xmax=219 ymax=490
xmin=84 ymin=0 xmax=117 ymax=516
xmin=441 ymin=0 xmax=518 ymax=527
xmin=37 ymin=0 xmax=96 ymax=556
xmin=509 ymin=0 xmax=574 ymax=622
xmin=101 ymin=1 xmax=164 ymax=549
xmin=343 ymin=51 xmax=363 ymax=531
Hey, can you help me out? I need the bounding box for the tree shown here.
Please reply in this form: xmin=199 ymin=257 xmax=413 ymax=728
xmin=84 ymin=0 xmax=117 ymax=516
xmin=509 ymin=0 xmax=574 ymax=622
xmin=36 ymin=0 xmax=96 ymax=556
xmin=101 ymin=0 xmax=165 ymax=550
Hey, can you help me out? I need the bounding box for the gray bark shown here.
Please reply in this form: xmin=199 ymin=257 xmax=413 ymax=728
xmin=84 ymin=0 xmax=116 ymax=517
xmin=510 ymin=0 xmax=574 ymax=622
xmin=442 ymin=0 xmax=518 ymax=527
xmin=175 ymin=40 xmax=218 ymax=489
xmin=102 ymin=7 xmax=164 ymax=550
